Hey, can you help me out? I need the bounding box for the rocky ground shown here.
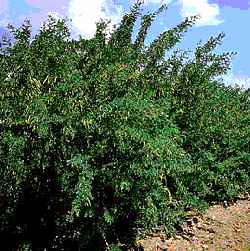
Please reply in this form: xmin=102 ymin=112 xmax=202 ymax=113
xmin=138 ymin=196 xmax=250 ymax=251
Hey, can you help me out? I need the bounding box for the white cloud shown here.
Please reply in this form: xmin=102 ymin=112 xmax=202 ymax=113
xmin=180 ymin=0 xmax=223 ymax=27
xmin=68 ymin=0 xmax=124 ymax=39
xmin=142 ymin=0 xmax=173 ymax=4
xmin=130 ymin=0 xmax=223 ymax=27
xmin=215 ymin=68 xmax=250 ymax=90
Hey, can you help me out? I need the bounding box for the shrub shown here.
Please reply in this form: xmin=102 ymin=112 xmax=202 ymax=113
xmin=0 ymin=1 xmax=249 ymax=249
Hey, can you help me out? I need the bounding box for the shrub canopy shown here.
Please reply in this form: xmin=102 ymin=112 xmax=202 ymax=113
xmin=0 ymin=1 xmax=249 ymax=249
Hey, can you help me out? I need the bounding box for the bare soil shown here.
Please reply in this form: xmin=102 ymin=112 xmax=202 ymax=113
xmin=138 ymin=197 xmax=250 ymax=251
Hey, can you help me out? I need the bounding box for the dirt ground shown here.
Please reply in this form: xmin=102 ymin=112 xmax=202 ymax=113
xmin=138 ymin=196 xmax=250 ymax=251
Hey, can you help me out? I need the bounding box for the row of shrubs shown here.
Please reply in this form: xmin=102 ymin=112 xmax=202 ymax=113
xmin=0 ymin=1 xmax=249 ymax=250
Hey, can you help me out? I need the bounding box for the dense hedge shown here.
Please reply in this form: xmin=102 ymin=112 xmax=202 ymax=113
xmin=0 ymin=1 xmax=249 ymax=250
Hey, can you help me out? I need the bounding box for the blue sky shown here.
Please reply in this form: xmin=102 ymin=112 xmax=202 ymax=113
xmin=0 ymin=0 xmax=249 ymax=89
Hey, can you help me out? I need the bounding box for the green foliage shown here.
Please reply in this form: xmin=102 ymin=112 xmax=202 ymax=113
xmin=167 ymin=38 xmax=249 ymax=202
xmin=134 ymin=4 xmax=168 ymax=51
xmin=0 ymin=0 xmax=249 ymax=249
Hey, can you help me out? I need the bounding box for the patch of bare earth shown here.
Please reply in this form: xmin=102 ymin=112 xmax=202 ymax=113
xmin=138 ymin=197 xmax=250 ymax=251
